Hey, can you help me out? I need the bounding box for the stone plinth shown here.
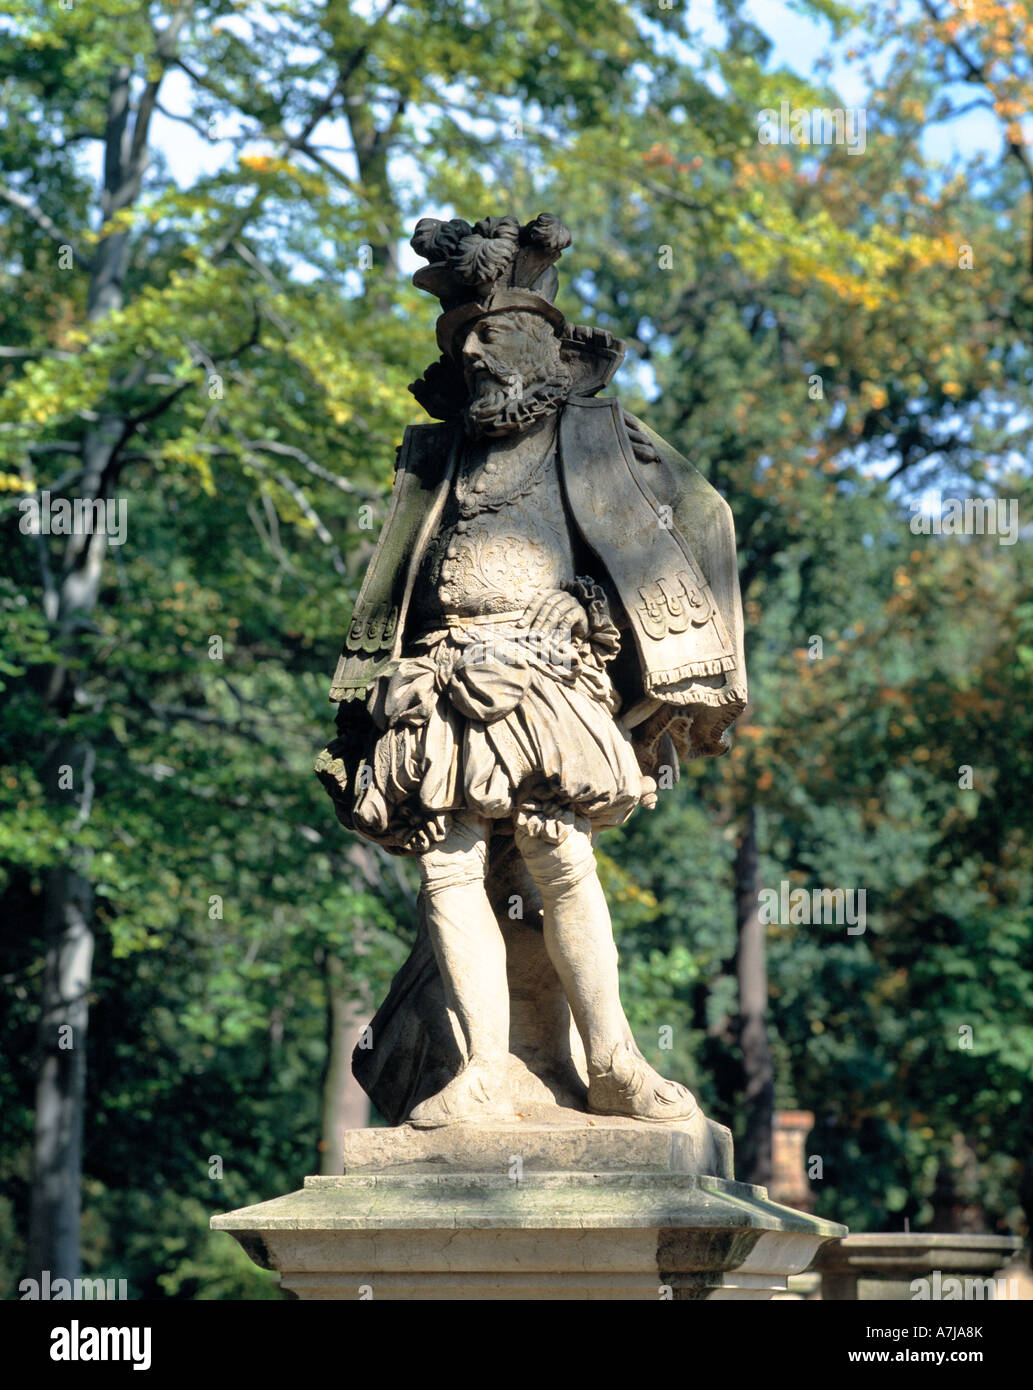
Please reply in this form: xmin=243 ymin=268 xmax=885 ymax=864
xmin=213 ymin=1118 xmax=845 ymax=1300
xmin=817 ymin=1233 xmax=1023 ymax=1301
xmin=337 ymin=1107 xmax=732 ymax=1177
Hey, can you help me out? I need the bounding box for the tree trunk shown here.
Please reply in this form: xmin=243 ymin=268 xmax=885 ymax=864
xmin=343 ymin=95 xmax=404 ymax=291
xmin=26 ymin=18 xmax=187 ymax=1280
xmin=318 ymin=951 xmax=371 ymax=1172
xmin=26 ymin=741 xmax=97 ymax=1282
xmin=26 ymin=862 xmax=94 ymax=1282
xmin=735 ymin=805 xmax=774 ymax=1187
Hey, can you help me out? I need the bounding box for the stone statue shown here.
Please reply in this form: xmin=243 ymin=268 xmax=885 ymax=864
xmin=315 ymin=211 xmax=747 ymax=1131
xmin=218 ymin=217 xmax=838 ymax=1303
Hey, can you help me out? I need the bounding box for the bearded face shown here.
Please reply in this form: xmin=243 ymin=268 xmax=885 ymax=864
xmin=460 ymin=311 xmax=572 ymax=438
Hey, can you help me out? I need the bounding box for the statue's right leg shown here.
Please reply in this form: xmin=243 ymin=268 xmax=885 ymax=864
xmin=406 ymin=811 xmax=516 ymax=1128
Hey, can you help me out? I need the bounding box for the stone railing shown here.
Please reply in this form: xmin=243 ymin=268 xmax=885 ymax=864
xmin=816 ymin=1233 xmax=1025 ymax=1300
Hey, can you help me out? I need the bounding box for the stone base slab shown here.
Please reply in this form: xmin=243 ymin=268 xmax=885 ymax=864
xmin=338 ymin=1110 xmax=733 ymax=1178
xmin=213 ymin=1168 xmax=845 ymax=1300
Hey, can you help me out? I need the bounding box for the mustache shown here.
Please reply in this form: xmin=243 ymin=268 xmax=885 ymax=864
xmin=466 ymin=350 xmax=523 ymax=386
xmin=466 ymin=354 xmax=528 ymax=427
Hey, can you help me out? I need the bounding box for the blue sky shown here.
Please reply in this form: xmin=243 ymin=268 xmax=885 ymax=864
xmin=66 ymin=1 xmax=1026 ymax=497
xmin=143 ymin=0 xmax=1012 ymax=200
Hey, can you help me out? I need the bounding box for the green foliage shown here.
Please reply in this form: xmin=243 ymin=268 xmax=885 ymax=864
xmin=1 ymin=0 xmax=1030 ymax=1300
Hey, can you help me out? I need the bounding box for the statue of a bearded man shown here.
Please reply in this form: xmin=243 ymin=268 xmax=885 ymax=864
xmin=316 ymin=212 xmax=747 ymax=1130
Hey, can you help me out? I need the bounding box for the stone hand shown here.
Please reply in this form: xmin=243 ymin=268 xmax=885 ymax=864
xmin=521 ymin=589 xmax=589 ymax=640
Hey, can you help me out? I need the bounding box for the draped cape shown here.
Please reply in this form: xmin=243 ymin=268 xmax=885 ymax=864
xmin=329 ymin=395 xmax=746 ymax=761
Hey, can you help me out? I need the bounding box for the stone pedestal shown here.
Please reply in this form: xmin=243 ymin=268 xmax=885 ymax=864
xmin=213 ymin=1113 xmax=845 ymax=1300
xmin=771 ymin=1109 xmax=815 ymax=1212
xmin=817 ymin=1233 xmax=1023 ymax=1300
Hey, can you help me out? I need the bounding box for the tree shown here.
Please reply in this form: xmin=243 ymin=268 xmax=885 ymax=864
xmin=2 ymin=0 xmax=1030 ymax=1299
xmin=2 ymin=0 xmax=772 ymax=1288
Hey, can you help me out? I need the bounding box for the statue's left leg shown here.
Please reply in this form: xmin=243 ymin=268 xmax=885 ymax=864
xmin=514 ymin=822 xmax=697 ymax=1122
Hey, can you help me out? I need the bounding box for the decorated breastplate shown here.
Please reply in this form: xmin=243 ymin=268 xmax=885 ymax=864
xmin=414 ymin=446 xmax=576 ymax=622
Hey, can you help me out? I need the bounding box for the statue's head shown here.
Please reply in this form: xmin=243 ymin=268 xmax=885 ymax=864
xmin=407 ymin=211 xmax=624 ymax=433
xmin=457 ymin=308 xmax=572 ymax=438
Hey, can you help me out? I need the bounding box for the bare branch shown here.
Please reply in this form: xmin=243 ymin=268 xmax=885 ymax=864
xmin=57 ymin=130 xmax=104 ymax=148
xmin=204 ymin=0 xmax=403 ymax=260
xmin=0 ymin=346 xmax=76 ymax=360
xmin=0 ymin=184 xmax=92 ymax=268
xmin=149 ymin=702 xmax=278 ymax=733
xmin=245 ymin=493 xmax=298 ymax=581
xmin=153 ymin=101 xmax=244 ymax=144
xmin=238 ymin=439 xmax=369 ymax=496
xmin=231 ymin=238 xmax=283 ymax=292
xmin=256 ymin=462 xmax=349 ymax=576
xmin=291 ymin=141 xmax=357 ymax=190
xmin=116 ymin=307 xmax=262 ymax=444
xmin=129 ymin=3 xmax=194 ymax=176
xmin=234 ymin=434 xmax=349 ymax=577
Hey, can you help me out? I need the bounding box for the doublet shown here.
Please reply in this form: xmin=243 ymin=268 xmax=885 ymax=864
xmin=413 ymin=438 xmax=575 ymax=625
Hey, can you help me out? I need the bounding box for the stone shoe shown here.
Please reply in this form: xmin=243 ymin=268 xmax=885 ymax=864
xmin=407 ymin=1058 xmax=518 ymax=1129
xmin=587 ymin=1042 xmax=698 ymax=1123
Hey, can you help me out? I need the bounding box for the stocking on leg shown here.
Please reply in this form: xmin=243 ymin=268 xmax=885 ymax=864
xmin=407 ymin=813 xmax=516 ymax=1127
xmin=515 ymin=820 xmax=697 ymax=1122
